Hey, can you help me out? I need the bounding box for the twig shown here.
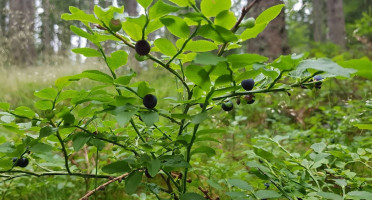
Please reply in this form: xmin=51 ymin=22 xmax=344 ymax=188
xmin=79 ymin=172 xmax=130 ymax=200
xmin=217 ymin=0 xmax=261 ymax=56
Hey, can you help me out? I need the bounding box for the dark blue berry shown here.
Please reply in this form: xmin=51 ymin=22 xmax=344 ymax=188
xmin=241 ymin=79 xmax=255 ymax=91
xmin=135 ymin=40 xmax=151 ymax=56
xmin=222 ymin=100 xmax=233 ymax=111
xmin=143 ymin=94 xmax=157 ymax=109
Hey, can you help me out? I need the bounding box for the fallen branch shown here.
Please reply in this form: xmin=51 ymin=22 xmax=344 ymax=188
xmin=79 ymin=172 xmax=130 ymax=200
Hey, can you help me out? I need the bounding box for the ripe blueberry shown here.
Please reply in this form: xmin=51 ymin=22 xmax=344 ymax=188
xmin=313 ymin=75 xmax=323 ymax=81
xmin=221 ymin=100 xmax=233 ymax=111
xmin=199 ymin=103 xmax=204 ymax=108
xmin=109 ymin=18 xmax=122 ymax=32
xmin=143 ymin=94 xmax=157 ymax=109
xmin=135 ymin=40 xmax=151 ymax=56
xmin=241 ymin=79 xmax=255 ymax=91
xmin=13 ymin=157 xmax=29 ymax=168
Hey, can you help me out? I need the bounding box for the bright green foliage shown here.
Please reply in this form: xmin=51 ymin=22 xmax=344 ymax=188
xmin=0 ymin=1 xmax=370 ymax=200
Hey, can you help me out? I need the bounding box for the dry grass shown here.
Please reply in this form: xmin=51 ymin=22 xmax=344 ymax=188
xmin=0 ymin=60 xmax=106 ymax=107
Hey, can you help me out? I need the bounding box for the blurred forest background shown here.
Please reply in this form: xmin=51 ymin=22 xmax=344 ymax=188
xmin=0 ymin=0 xmax=371 ymax=67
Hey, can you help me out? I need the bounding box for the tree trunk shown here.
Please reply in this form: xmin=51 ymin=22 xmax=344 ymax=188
xmin=41 ymin=0 xmax=53 ymax=59
xmin=9 ymin=0 xmax=36 ymax=66
xmin=327 ymin=0 xmax=346 ymax=47
xmin=246 ymin=0 xmax=290 ymax=60
xmin=122 ymin=0 xmax=138 ymax=16
xmin=0 ymin=0 xmax=7 ymax=36
xmin=312 ymin=0 xmax=326 ymax=42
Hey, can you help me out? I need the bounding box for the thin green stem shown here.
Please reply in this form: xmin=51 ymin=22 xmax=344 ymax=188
xmin=50 ymin=120 xmax=71 ymax=174
xmin=129 ymin=119 xmax=181 ymax=194
xmin=182 ymin=88 xmax=214 ymax=193
xmin=166 ymin=24 xmax=200 ymax=67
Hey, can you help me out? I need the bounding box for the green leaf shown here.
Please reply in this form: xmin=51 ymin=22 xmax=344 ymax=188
xmin=72 ymin=48 xmax=101 ymax=57
xmin=227 ymin=54 xmax=268 ymax=69
xmin=146 ymin=19 xmax=164 ymax=35
xmin=140 ymin=111 xmax=159 ymax=126
xmin=271 ymin=54 xmax=305 ymax=71
xmin=125 ymin=171 xmax=143 ymax=195
xmin=168 ymin=0 xmax=192 ymax=7
xmin=347 ymin=191 xmax=372 ymax=199
xmin=94 ymin=5 xmax=124 ymax=27
xmin=115 ymin=110 xmax=137 ymax=127
xmin=34 ymin=88 xmax=58 ymax=100
xmin=122 ymin=21 xmax=142 ymax=41
xmin=194 ymin=52 xmax=227 ymax=65
xmin=107 ymin=50 xmax=128 ymax=71
xmin=39 ymin=126 xmax=55 ymax=138
xmin=310 ymin=142 xmax=326 ymax=153
xmin=227 ymin=179 xmax=253 ymax=191
xmin=215 ymin=10 xmax=236 ymax=30
xmin=295 ymin=58 xmax=356 ymax=78
xmin=0 ymin=102 xmax=10 ymax=111
xmin=317 ymin=192 xmax=343 ymax=200
xmin=149 ymin=0 xmax=180 ymax=19
xmin=334 ymin=179 xmax=347 ymax=187
xmin=56 ymin=90 xmax=79 ymax=104
xmin=256 ymin=4 xmax=285 ymax=24
xmin=70 ymin=25 xmax=92 ymax=41
xmin=338 ymin=57 xmax=372 ymax=80
xmin=154 ymin=38 xmax=178 ymax=56
xmin=161 ymin=155 xmax=191 ymax=168
xmin=89 ymin=138 xmax=105 ymax=151
xmin=34 ymin=100 xmax=53 ymax=110
xmin=255 ymin=190 xmax=282 ymax=199
xmin=354 ymin=124 xmax=372 ymax=130
xmin=29 ymin=142 xmax=53 ymax=154
xmin=13 ymin=106 xmax=35 ymax=119
xmin=240 ymin=23 xmax=268 ymax=41
xmin=0 ymin=142 xmax=14 ymax=153
xmin=225 ymin=192 xmax=247 ymax=198
xmin=185 ymin=65 xmax=211 ymax=90
xmin=63 ymin=113 xmax=75 ymax=125
xmin=55 ymin=76 xmax=73 ymax=90
xmin=114 ymin=72 xmax=136 ymax=85
xmin=77 ymin=70 xmax=114 ymax=84
xmin=191 ymin=112 xmax=208 ymax=124
xmin=191 ymin=146 xmax=216 ymax=156
xmin=136 ymin=81 xmax=155 ymax=98
xmin=1 ymin=115 xmax=15 ymax=123
xmin=61 ymin=6 xmax=101 ymax=24
xmin=160 ymin=16 xmax=190 ymax=38
xmin=102 ymin=160 xmax=131 ymax=174
xmin=146 ymin=159 xmax=161 ymax=177
xmin=73 ymin=133 xmax=91 ymax=151
xmin=198 ymin=24 xmax=238 ymax=43
xmin=207 ymin=180 xmax=223 ymax=190
xmin=215 ymin=74 xmax=231 ymax=86
xmin=200 ymin=0 xmax=231 ymax=17
xmin=137 ymin=0 xmax=153 ymax=8
xmin=180 ymin=40 xmax=218 ymax=52
xmin=180 ymin=193 xmax=206 ymax=200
